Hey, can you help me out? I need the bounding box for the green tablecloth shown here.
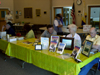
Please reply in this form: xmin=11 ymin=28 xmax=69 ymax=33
xmin=0 ymin=39 xmax=9 ymax=51
xmin=0 ymin=38 xmax=100 ymax=75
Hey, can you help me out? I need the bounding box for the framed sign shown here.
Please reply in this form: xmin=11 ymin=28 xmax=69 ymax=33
xmin=35 ymin=45 xmax=42 ymax=50
xmin=60 ymin=37 xmax=74 ymax=50
xmin=36 ymin=9 xmax=41 ymax=17
xmin=82 ymin=40 xmax=93 ymax=57
xmin=19 ymin=10 xmax=22 ymax=16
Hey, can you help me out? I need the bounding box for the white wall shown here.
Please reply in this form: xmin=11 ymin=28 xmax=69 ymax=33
xmin=14 ymin=0 xmax=50 ymax=24
xmin=1 ymin=0 xmax=100 ymax=26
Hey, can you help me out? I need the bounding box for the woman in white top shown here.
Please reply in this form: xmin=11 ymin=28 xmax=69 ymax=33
xmin=66 ymin=24 xmax=81 ymax=47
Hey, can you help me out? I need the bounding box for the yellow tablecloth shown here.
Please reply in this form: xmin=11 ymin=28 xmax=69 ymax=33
xmin=0 ymin=38 xmax=100 ymax=75
xmin=0 ymin=39 xmax=9 ymax=51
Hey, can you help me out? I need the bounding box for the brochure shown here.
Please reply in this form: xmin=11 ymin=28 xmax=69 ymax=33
xmin=49 ymin=41 xmax=57 ymax=52
xmin=57 ymin=42 xmax=66 ymax=54
xmin=41 ymin=37 xmax=49 ymax=50
xmin=71 ymin=46 xmax=80 ymax=59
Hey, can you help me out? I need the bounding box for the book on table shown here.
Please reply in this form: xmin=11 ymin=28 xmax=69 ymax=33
xmin=49 ymin=41 xmax=57 ymax=52
xmin=41 ymin=37 xmax=49 ymax=50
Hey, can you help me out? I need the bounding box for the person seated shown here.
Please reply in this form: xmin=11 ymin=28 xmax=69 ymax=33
xmin=2 ymin=22 xmax=16 ymax=36
xmin=53 ymin=14 xmax=63 ymax=33
xmin=41 ymin=25 xmax=57 ymax=38
xmin=24 ymin=24 xmax=35 ymax=39
xmin=79 ymin=27 xmax=100 ymax=75
xmin=66 ymin=24 xmax=81 ymax=47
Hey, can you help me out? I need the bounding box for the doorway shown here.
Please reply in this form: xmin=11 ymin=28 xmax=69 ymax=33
xmin=54 ymin=7 xmax=72 ymax=26
xmin=0 ymin=9 xmax=8 ymax=31
xmin=88 ymin=6 xmax=100 ymax=29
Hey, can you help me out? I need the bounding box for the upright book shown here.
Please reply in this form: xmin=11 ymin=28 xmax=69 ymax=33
xmin=57 ymin=42 xmax=66 ymax=54
xmin=41 ymin=37 xmax=49 ymax=50
xmin=51 ymin=36 xmax=59 ymax=44
xmin=71 ymin=46 xmax=80 ymax=59
xmin=49 ymin=41 xmax=57 ymax=52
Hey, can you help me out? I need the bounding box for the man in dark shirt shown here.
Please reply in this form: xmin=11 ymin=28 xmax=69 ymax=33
xmin=2 ymin=22 xmax=16 ymax=36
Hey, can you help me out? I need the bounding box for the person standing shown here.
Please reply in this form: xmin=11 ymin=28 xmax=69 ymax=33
xmin=60 ymin=14 xmax=63 ymax=24
xmin=53 ymin=14 xmax=63 ymax=33
xmin=5 ymin=10 xmax=13 ymax=23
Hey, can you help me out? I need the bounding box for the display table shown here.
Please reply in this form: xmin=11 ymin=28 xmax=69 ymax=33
xmin=0 ymin=38 xmax=100 ymax=75
xmin=0 ymin=39 xmax=9 ymax=51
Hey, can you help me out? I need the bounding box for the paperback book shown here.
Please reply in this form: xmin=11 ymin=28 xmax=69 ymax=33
xmin=51 ymin=36 xmax=59 ymax=44
xmin=57 ymin=42 xmax=66 ymax=54
xmin=71 ymin=46 xmax=80 ymax=59
xmin=49 ymin=41 xmax=57 ymax=52
xmin=41 ymin=37 xmax=49 ymax=50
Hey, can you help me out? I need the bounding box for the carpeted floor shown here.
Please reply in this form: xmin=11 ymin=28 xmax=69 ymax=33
xmin=0 ymin=50 xmax=100 ymax=75
xmin=0 ymin=51 xmax=56 ymax=75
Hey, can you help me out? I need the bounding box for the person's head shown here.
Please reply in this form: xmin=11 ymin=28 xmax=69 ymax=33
xmin=47 ymin=25 xmax=54 ymax=34
xmin=68 ymin=24 xmax=77 ymax=34
xmin=7 ymin=10 xmax=10 ymax=15
xmin=56 ymin=14 xmax=61 ymax=20
xmin=5 ymin=23 xmax=11 ymax=30
xmin=24 ymin=24 xmax=31 ymax=32
xmin=59 ymin=14 xmax=62 ymax=18
xmin=89 ymin=27 xmax=97 ymax=38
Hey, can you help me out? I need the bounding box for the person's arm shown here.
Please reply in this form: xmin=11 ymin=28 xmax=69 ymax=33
xmin=58 ymin=21 xmax=63 ymax=27
xmin=52 ymin=30 xmax=57 ymax=35
xmin=57 ymin=25 xmax=63 ymax=27
xmin=39 ymin=31 xmax=46 ymax=41
xmin=41 ymin=30 xmax=46 ymax=37
xmin=92 ymin=45 xmax=100 ymax=51
xmin=8 ymin=19 xmax=13 ymax=21
xmin=54 ymin=20 xmax=63 ymax=28
xmin=8 ymin=15 xmax=13 ymax=21
xmin=5 ymin=15 xmax=7 ymax=22
xmin=2 ymin=25 xmax=5 ymax=31
xmin=57 ymin=21 xmax=63 ymax=27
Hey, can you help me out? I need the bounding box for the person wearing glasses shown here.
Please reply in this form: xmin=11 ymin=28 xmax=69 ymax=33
xmin=79 ymin=27 xmax=100 ymax=75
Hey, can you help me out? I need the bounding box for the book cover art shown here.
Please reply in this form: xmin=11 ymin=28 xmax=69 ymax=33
xmin=71 ymin=46 xmax=80 ymax=58
xmin=41 ymin=37 xmax=49 ymax=50
xmin=57 ymin=43 xmax=66 ymax=54
xmin=51 ymin=36 xmax=59 ymax=44
xmin=49 ymin=41 xmax=57 ymax=52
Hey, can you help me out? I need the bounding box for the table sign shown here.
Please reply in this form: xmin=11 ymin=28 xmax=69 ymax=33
xmin=82 ymin=40 xmax=93 ymax=57
xmin=35 ymin=45 xmax=42 ymax=50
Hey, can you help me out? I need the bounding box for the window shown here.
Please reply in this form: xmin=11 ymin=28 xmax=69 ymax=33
xmin=24 ymin=8 xmax=32 ymax=18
